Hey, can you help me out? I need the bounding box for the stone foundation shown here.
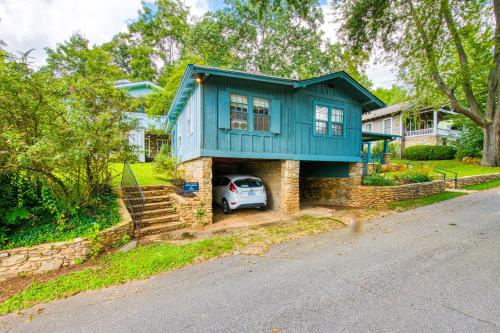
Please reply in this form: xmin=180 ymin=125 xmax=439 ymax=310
xmin=0 ymin=200 xmax=133 ymax=282
xmin=179 ymin=157 xmax=213 ymax=224
xmin=280 ymin=160 xmax=300 ymax=215
xmin=403 ymin=135 xmax=440 ymax=147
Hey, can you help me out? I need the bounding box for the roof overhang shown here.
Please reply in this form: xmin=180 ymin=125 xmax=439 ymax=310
xmin=115 ymin=81 xmax=162 ymax=90
xmin=362 ymin=131 xmax=401 ymax=142
xmin=166 ymin=65 xmax=386 ymax=133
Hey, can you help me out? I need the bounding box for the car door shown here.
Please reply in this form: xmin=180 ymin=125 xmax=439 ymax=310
xmin=218 ymin=177 xmax=230 ymax=204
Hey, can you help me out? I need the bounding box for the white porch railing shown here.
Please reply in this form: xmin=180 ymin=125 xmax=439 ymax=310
xmin=406 ymin=128 xmax=461 ymax=138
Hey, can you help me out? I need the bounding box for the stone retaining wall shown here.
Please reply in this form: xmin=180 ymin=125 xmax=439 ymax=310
xmin=180 ymin=157 xmax=213 ymax=224
xmin=0 ymin=200 xmax=133 ymax=282
xmin=446 ymin=173 xmax=500 ymax=189
xmin=350 ymin=180 xmax=447 ymax=208
xmin=168 ymin=192 xmax=203 ymax=226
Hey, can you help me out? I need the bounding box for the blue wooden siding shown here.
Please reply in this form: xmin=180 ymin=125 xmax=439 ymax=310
xmin=174 ymin=84 xmax=202 ymax=161
xmin=200 ymin=76 xmax=362 ymax=162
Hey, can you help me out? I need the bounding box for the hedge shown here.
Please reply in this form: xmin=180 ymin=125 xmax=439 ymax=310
xmin=403 ymin=145 xmax=456 ymax=161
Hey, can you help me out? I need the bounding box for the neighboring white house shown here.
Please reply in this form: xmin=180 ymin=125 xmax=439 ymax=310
xmin=115 ymin=80 xmax=168 ymax=162
xmin=362 ymin=102 xmax=462 ymax=155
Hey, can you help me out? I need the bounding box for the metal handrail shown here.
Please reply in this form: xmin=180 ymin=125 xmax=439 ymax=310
xmin=121 ymin=161 xmax=145 ymax=237
xmin=405 ymin=161 xmax=458 ymax=189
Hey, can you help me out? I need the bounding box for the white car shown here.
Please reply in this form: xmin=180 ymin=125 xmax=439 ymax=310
xmin=213 ymin=175 xmax=267 ymax=214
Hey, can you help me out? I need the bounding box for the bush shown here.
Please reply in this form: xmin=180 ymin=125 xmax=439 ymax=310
xmin=393 ymin=166 xmax=433 ymax=183
xmin=362 ymin=174 xmax=396 ymax=186
xmin=403 ymin=145 xmax=456 ymax=160
xmin=154 ymin=145 xmax=184 ymax=182
xmin=371 ymin=141 xmax=400 ymax=158
xmin=381 ymin=164 xmax=407 ymax=173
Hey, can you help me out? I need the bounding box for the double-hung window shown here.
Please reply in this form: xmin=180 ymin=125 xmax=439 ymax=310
xmin=315 ymin=104 xmax=344 ymax=136
xmin=331 ymin=108 xmax=344 ymax=136
xmin=230 ymin=94 xmax=248 ymax=130
xmin=315 ymin=105 xmax=329 ymax=135
xmin=383 ymin=118 xmax=392 ymax=134
xmin=253 ymin=97 xmax=270 ymax=132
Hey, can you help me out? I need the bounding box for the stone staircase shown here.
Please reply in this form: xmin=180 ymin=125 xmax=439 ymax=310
xmin=133 ymin=185 xmax=185 ymax=239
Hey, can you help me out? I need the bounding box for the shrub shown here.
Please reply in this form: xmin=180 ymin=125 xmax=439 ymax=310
xmin=371 ymin=141 xmax=400 ymax=158
xmin=154 ymin=145 xmax=184 ymax=182
xmin=393 ymin=166 xmax=433 ymax=183
xmin=403 ymin=145 xmax=456 ymax=160
xmin=381 ymin=164 xmax=407 ymax=173
xmin=362 ymin=174 xmax=396 ymax=186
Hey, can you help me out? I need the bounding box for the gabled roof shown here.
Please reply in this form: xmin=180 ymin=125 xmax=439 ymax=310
xmin=115 ymin=80 xmax=162 ymax=91
xmin=362 ymin=102 xmax=458 ymax=122
xmin=166 ymin=65 xmax=386 ymax=132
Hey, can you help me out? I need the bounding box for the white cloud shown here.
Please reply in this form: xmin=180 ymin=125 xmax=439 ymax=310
xmin=0 ymin=0 xmax=142 ymax=66
xmin=184 ymin=0 xmax=211 ymax=20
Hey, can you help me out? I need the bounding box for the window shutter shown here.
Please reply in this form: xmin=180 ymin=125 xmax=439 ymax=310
xmin=218 ymin=90 xmax=230 ymax=129
xmin=270 ymin=99 xmax=281 ymax=134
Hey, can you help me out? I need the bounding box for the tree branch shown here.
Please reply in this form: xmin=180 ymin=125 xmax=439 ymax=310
xmin=441 ymin=0 xmax=483 ymax=118
xmin=408 ymin=0 xmax=486 ymax=126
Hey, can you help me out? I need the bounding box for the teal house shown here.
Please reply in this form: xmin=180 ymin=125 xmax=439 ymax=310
xmin=166 ymin=65 xmax=392 ymax=221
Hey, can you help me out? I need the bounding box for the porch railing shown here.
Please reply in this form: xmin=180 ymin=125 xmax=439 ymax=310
xmin=121 ymin=161 xmax=145 ymax=236
xmin=406 ymin=128 xmax=462 ymax=138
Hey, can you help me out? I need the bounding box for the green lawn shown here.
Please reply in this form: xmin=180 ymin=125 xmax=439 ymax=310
xmin=110 ymin=162 xmax=170 ymax=187
xmin=392 ymin=159 xmax=500 ymax=178
xmin=388 ymin=191 xmax=467 ymax=211
xmin=464 ymin=179 xmax=500 ymax=190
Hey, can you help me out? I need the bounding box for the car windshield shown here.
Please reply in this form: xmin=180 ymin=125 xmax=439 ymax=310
xmin=234 ymin=178 xmax=262 ymax=188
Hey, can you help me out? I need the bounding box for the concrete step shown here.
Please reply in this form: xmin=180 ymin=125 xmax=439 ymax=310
xmin=140 ymin=214 xmax=180 ymax=227
xmin=136 ymin=207 xmax=176 ymax=219
xmin=138 ymin=222 xmax=186 ymax=237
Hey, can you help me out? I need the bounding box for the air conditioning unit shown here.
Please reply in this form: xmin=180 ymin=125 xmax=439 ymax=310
xmin=231 ymin=121 xmax=247 ymax=130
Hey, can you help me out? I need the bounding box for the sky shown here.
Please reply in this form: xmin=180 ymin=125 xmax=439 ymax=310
xmin=0 ymin=0 xmax=397 ymax=88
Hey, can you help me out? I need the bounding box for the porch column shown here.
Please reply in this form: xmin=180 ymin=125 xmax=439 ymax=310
xmin=433 ymin=110 xmax=438 ymax=134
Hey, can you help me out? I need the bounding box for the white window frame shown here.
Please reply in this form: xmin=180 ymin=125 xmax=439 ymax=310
xmin=383 ymin=118 xmax=392 ymax=134
xmin=145 ymin=136 xmax=151 ymax=158
xmin=364 ymin=122 xmax=372 ymax=132
xmin=157 ymin=139 xmax=168 ymax=154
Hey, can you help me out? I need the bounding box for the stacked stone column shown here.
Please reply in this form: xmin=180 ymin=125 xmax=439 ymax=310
xmin=280 ymin=160 xmax=300 ymax=215
xmin=180 ymin=157 xmax=213 ymax=224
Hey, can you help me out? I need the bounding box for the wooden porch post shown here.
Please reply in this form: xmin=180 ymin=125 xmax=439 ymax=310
xmin=433 ymin=110 xmax=438 ymax=134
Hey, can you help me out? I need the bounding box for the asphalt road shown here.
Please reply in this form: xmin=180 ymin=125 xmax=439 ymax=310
xmin=2 ymin=189 xmax=500 ymax=333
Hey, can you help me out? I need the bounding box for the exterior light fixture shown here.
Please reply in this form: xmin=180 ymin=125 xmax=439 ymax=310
xmin=195 ymin=76 xmax=202 ymax=83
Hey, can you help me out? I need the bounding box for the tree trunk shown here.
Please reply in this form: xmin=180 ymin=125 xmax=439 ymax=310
xmin=481 ymin=123 xmax=500 ymax=167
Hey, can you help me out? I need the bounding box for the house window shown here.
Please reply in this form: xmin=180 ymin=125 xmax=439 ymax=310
xmin=230 ymin=94 xmax=248 ymax=130
xmin=383 ymin=118 xmax=392 ymax=134
xmin=365 ymin=123 xmax=372 ymax=132
xmin=331 ymin=108 xmax=344 ymax=136
xmin=253 ymin=97 xmax=270 ymax=132
xmin=157 ymin=139 xmax=168 ymax=154
xmin=315 ymin=105 xmax=329 ymax=135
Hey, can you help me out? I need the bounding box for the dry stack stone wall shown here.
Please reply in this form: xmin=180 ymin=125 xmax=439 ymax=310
xmin=446 ymin=173 xmax=500 ymax=188
xmin=280 ymin=160 xmax=300 ymax=215
xmin=0 ymin=200 xmax=133 ymax=282
xmin=180 ymin=157 xmax=213 ymax=224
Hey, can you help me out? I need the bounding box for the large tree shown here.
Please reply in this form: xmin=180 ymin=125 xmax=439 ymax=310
xmin=335 ymin=0 xmax=500 ymax=166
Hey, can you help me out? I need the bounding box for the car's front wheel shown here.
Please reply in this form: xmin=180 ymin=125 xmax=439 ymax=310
xmin=222 ymin=199 xmax=232 ymax=214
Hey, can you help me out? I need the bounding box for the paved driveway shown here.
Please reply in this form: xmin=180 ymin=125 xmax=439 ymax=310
xmin=2 ymin=189 xmax=500 ymax=333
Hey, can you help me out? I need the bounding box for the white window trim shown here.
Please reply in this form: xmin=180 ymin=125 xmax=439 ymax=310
xmin=364 ymin=122 xmax=373 ymax=132
xmin=157 ymin=138 xmax=168 ymax=154
xmin=383 ymin=117 xmax=393 ymax=134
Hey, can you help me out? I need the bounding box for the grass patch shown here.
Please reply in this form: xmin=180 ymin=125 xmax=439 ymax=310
xmin=464 ymin=179 xmax=500 ymax=190
xmin=391 ymin=159 xmax=500 ymax=178
xmin=110 ymin=162 xmax=170 ymax=187
xmin=388 ymin=191 xmax=467 ymax=211
xmin=0 ymin=216 xmax=344 ymax=315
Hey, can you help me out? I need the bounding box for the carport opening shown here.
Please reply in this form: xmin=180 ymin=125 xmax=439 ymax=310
xmin=212 ymin=158 xmax=283 ymax=222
